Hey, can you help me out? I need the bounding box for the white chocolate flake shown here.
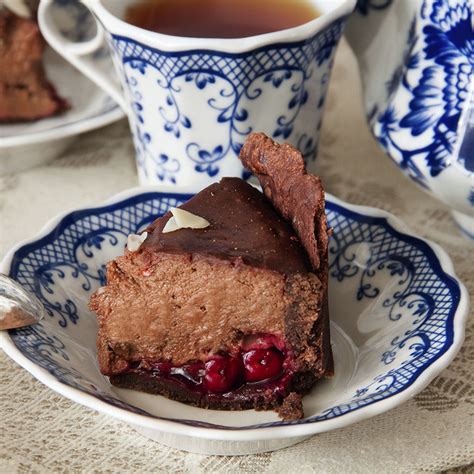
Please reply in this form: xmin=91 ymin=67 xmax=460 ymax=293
xmin=162 ymin=208 xmax=210 ymax=233
xmin=127 ymin=231 xmax=148 ymax=252
xmin=162 ymin=216 xmax=180 ymax=233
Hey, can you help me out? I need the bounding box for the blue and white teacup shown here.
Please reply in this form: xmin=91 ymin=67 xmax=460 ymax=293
xmin=39 ymin=0 xmax=355 ymax=190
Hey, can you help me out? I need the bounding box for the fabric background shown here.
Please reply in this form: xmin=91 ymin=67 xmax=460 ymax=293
xmin=0 ymin=41 xmax=472 ymax=473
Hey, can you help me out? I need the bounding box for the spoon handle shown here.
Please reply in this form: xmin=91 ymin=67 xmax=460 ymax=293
xmin=0 ymin=274 xmax=45 ymax=330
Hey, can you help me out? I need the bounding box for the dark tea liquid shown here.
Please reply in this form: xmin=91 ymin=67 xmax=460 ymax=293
xmin=125 ymin=0 xmax=319 ymax=38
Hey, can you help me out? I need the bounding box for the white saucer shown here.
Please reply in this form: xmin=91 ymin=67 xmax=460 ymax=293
xmin=0 ymin=186 xmax=468 ymax=455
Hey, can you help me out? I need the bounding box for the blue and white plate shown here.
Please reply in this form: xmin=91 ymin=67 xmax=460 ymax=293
xmin=0 ymin=187 xmax=468 ymax=455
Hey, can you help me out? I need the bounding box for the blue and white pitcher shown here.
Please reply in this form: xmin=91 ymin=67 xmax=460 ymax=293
xmin=345 ymin=0 xmax=474 ymax=238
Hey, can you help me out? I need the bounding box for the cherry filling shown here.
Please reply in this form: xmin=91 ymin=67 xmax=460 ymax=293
xmin=242 ymin=348 xmax=284 ymax=383
xmin=204 ymin=355 xmax=244 ymax=392
xmin=123 ymin=334 xmax=293 ymax=397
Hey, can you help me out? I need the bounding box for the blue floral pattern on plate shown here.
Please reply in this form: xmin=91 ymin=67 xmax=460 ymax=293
xmin=3 ymin=190 xmax=462 ymax=430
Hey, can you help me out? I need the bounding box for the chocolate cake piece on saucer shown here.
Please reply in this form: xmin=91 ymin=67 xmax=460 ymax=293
xmin=90 ymin=133 xmax=332 ymax=420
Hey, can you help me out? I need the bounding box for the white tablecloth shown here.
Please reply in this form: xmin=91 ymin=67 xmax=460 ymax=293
xmin=1 ymin=41 xmax=472 ymax=472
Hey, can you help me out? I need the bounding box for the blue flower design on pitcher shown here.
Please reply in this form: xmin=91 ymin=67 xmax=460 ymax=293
xmin=370 ymin=0 xmax=473 ymax=185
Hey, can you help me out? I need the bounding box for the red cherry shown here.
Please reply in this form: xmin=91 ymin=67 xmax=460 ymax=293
xmin=243 ymin=348 xmax=284 ymax=382
xmin=242 ymin=333 xmax=286 ymax=352
xmin=204 ymin=355 xmax=243 ymax=393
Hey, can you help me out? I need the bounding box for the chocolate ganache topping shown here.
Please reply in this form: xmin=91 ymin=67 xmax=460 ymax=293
xmin=141 ymin=178 xmax=311 ymax=274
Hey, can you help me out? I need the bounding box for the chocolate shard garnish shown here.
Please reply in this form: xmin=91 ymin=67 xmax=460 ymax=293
xmin=240 ymin=132 xmax=328 ymax=274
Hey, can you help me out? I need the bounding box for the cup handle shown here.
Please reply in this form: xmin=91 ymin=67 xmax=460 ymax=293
xmin=37 ymin=0 xmax=129 ymax=113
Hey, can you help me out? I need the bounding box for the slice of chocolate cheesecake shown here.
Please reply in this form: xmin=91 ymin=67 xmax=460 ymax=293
xmin=0 ymin=4 xmax=68 ymax=122
xmin=90 ymin=133 xmax=332 ymax=420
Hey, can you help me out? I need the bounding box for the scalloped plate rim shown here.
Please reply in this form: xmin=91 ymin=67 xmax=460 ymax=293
xmin=0 ymin=185 xmax=469 ymax=441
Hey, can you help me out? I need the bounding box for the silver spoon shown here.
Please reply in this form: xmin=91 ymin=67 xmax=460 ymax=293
xmin=0 ymin=274 xmax=45 ymax=330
